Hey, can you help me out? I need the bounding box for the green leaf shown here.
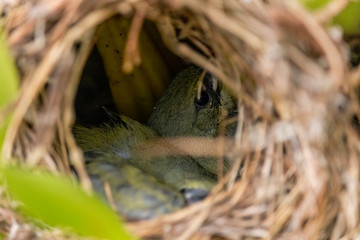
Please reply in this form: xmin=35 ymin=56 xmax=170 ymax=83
xmin=0 ymin=28 xmax=19 ymax=153
xmin=3 ymin=167 xmax=135 ymax=240
xmin=299 ymin=0 xmax=360 ymax=34
xmin=300 ymin=0 xmax=331 ymax=10
xmin=333 ymin=1 xmax=360 ymax=34
xmin=0 ymin=29 xmax=18 ymax=109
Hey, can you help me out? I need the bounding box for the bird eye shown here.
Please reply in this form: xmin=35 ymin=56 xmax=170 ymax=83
xmin=194 ymin=90 xmax=210 ymax=108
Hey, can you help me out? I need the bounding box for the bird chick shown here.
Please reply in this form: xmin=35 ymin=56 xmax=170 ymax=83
xmin=86 ymin=157 xmax=184 ymax=220
xmin=74 ymin=66 xmax=235 ymax=219
xmin=74 ymin=113 xmax=216 ymax=219
xmin=147 ymin=66 xmax=238 ymax=175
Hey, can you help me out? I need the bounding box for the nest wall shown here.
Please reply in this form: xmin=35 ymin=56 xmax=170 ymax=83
xmin=1 ymin=0 xmax=360 ymax=239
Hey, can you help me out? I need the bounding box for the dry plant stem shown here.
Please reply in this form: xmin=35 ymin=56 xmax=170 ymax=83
xmin=7 ymin=21 xmax=36 ymax=46
xmin=295 ymin=126 xmax=324 ymax=193
xmin=286 ymin=45 xmax=326 ymax=82
xmin=126 ymin=220 xmax=161 ymax=238
xmin=2 ymin=41 xmax=66 ymax=160
xmin=265 ymin=181 xmax=304 ymax=239
xmin=104 ymin=181 xmax=118 ymax=212
xmin=5 ymin=1 xmax=67 ymax=45
xmin=177 ymin=44 xmax=237 ymax=93
xmin=188 ymin=37 xmax=213 ymax=58
xmin=27 ymin=51 xmax=75 ymax=167
xmin=176 ymin=209 xmax=209 ymax=240
xmin=349 ymin=66 xmax=360 ymax=88
xmin=342 ymin=132 xmax=359 ymax=228
xmin=3 ymin=6 xmax=120 ymax=161
xmin=225 ymin=106 xmax=245 ymax=191
xmin=140 ymin=137 xmax=234 ymax=159
xmin=186 ymin=1 xmax=263 ymax=51
xmin=56 ymin=119 xmax=71 ymax=174
xmin=196 ymin=71 xmax=207 ymax=100
xmin=49 ymin=0 xmax=83 ymax=43
xmin=62 ymin=29 xmax=97 ymax=190
xmin=314 ymin=0 xmax=350 ymax=23
xmin=285 ymin=2 xmax=344 ymax=91
xmin=210 ymin=182 xmax=248 ymax=219
xmin=157 ymin=17 xmax=239 ymax=94
xmin=122 ymin=2 xmax=147 ymax=73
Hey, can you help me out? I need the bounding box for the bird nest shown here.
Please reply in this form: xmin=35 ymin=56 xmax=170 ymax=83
xmin=1 ymin=0 xmax=360 ymax=239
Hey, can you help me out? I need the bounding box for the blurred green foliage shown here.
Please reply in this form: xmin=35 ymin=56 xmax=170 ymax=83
xmin=0 ymin=29 xmax=18 ymax=149
xmin=301 ymin=0 xmax=330 ymax=9
xmin=3 ymin=167 xmax=135 ymax=240
xmin=0 ymin=30 xmax=18 ymax=108
xmin=300 ymin=0 xmax=360 ymax=34
xmin=333 ymin=1 xmax=360 ymax=35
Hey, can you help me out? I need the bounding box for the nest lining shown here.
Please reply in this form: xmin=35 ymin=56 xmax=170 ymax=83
xmin=1 ymin=0 xmax=360 ymax=239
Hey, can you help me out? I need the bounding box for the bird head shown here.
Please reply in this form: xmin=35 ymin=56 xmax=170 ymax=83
xmin=148 ymin=66 xmax=237 ymax=138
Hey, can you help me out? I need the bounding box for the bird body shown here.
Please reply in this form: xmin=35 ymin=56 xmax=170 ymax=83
xmin=87 ymin=159 xmax=184 ymax=219
xmin=74 ymin=66 xmax=237 ymax=219
xmin=74 ymin=113 xmax=216 ymax=219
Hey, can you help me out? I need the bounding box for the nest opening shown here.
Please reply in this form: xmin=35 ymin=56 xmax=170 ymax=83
xmin=1 ymin=0 xmax=360 ymax=239
xmin=75 ymin=17 xmax=189 ymax=125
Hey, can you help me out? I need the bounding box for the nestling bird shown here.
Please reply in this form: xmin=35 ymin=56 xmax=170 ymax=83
xmin=148 ymin=66 xmax=238 ymax=175
xmin=74 ymin=113 xmax=216 ymax=219
xmin=74 ymin=66 xmax=236 ymax=219
xmin=86 ymin=157 xmax=184 ymax=219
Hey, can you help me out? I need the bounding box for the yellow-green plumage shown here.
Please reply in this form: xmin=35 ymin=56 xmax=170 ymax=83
xmin=74 ymin=114 xmax=216 ymax=191
xmin=148 ymin=66 xmax=237 ymax=175
xmin=74 ymin=66 xmax=237 ymax=219
xmin=74 ymin=114 xmax=216 ymax=219
xmin=87 ymin=160 xmax=183 ymax=219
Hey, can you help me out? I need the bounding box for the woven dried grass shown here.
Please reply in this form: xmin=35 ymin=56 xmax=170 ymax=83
xmin=1 ymin=0 xmax=360 ymax=239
